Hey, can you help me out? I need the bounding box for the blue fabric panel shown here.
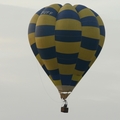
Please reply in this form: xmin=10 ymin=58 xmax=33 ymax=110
xmin=49 ymin=69 xmax=60 ymax=80
xmin=55 ymin=35 xmax=81 ymax=42
xmin=35 ymin=25 xmax=55 ymax=37
xmin=31 ymin=43 xmax=38 ymax=56
xmin=51 ymin=74 xmax=60 ymax=80
xmin=38 ymin=47 xmax=56 ymax=59
xmin=81 ymin=36 xmax=99 ymax=50
xmin=82 ymin=65 xmax=89 ymax=76
xmin=100 ymin=26 xmax=105 ymax=36
xmin=28 ymin=23 xmax=36 ymax=34
xmin=49 ymin=69 xmax=59 ymax=75
xmin=57 ymin=52 xmax=78 ymax=59
xmin=70 ymin=80 xmax=78 ymax=86
xmin=60 ymin=75 xmax=72 ymax=85
xmin=55 ymin=30 xmax=81 ymax=37
xmin=57 ymin=58 xmax=77 ymax=64
xmin=55 ymin=30 xmax=81 ymax=42
xmin=75 ymin=59 xmax=90 ymax=71
xmin=91 ymin=10 xmax=99 ymax=17
xmin=75 ymin=5 xmax=87 ymax=13
xmin=81 ymin=16 xmax=98 ymax=27
xmin=42 ymin=65 xmax=49 ymax=76
xmin=57 ymin=10 xmax=80 ymax=20
xmin=95 ymin=45 xmax=102 ymax=57
xmin=40 ymin=7 xmax=58 ymax=17
xmin=36 ymin=8 xmax=45 ymax=15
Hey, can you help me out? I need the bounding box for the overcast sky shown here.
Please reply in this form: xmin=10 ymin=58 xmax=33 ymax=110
xmin=0 ymin=0 xmax=120 ymax=120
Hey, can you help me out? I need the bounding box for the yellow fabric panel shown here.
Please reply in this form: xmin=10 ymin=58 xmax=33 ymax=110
xmin=30 ymin=14 xmax=39 ymax=23
xmin=56 ymin=41 xmax=80 ymax=54
xmin=59 ymin=3 xmax=77 ymax=13
xmin=78 ymin=48 xmax=96 ymax=61
xmin=82 ymin=27 xmax=100 ymax=39
xmin=48 ymin=75 xmax=53 ymax=80
xmin=36 ymin=15 xmax=56 ymax=26
xmin=48 ymin=75 xmax=55 ymax=84
xmin=28 ymin=33 xmax=35 ymax=45
xmin=78 ymin=8 xmax=95 ymax=19
xmin=89 ymin=56 xmax=96 ymax=67
xmin=73 ymin=5 xmax=78 ymax=8
xmin=96 ymin=16 xmax=104 ymax=26
xmin=58 ymin=64 xmax=76 ymax=75
xmin=55 ymin=19 xmax=81 ymax=30
xmin=35 ymin=35 xmax=55 ymax=49
xmin=42 ymin=58 xmax=58 ymax=70
xmin=49 ymin=4 xmax=61 ymax=12
xmin=99 ymin=35 xmax=105 ymax=47
xmin=72 ymin=74 xmax=82 ymax=81
xmin=49 ymin=75 xmax=62 ymax=86
xmin=51 ymin=79 xmax=62 ymax=86
xmin=36 ymin=54 xmax=44 ymax=66
xmin=73 ymin=69 xmax=84 ymax=76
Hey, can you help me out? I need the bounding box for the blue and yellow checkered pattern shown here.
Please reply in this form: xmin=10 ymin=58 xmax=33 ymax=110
xmin=28 ymin=3 xmax=105 ymax=99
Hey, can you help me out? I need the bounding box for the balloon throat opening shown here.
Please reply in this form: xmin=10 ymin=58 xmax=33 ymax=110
xmin=60 ymin=91 xmax=71 ymax=99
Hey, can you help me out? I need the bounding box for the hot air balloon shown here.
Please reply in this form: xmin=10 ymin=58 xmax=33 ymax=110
xmin=28 ymin=3 xmax=105 ymax=113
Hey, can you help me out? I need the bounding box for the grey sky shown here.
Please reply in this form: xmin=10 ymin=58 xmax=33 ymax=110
xmin=0 ymin=0 xmax=120 ymax=120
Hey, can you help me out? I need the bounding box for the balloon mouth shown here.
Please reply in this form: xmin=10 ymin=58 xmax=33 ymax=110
xmin=59 ymin=91 xmax=71 ymax=99
xmin=57 ymin=86 xmax=73 ymax=99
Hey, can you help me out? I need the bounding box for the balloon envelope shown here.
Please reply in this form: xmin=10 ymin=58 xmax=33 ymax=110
xmin=28 ymin=3 xmax=105 ymax=99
